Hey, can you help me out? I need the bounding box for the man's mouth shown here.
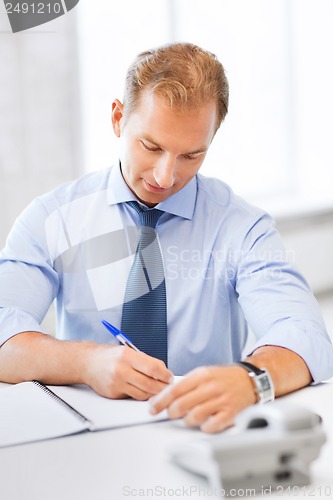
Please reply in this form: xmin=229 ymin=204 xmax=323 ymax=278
xmin=144 ymin=180 xmax=170 ymax=193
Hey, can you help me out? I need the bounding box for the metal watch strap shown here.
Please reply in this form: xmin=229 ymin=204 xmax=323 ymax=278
xmin=237 ymin=361 xmax=275 ymax=404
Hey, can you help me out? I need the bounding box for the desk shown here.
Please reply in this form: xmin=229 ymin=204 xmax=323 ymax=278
xmin=1 ymin=381 xmax=332 ymax=500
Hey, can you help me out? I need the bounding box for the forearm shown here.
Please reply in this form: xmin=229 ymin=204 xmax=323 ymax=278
xmin=0 ymin=331 xmax=94 ymax=386
xmin=0 ymin=331 xmax=173 ymax=400
xmin=246 ymin=345 xmax=312 ymax=398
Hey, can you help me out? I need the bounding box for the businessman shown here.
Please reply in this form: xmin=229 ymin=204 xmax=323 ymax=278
xmin=0 ymin=43 xmax=332 ymax=433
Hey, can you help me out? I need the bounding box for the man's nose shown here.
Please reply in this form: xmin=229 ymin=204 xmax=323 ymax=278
xmin=154 ymin=154 xmax=176 ymax=188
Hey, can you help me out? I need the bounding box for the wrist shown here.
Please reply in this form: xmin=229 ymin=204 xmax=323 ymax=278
xmin=237 ymin=361 xmax=275 ymax=404
xmin=78 ymin=342 xmax=104 ymax=386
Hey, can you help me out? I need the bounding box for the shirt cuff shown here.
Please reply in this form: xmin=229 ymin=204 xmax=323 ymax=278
xmin=245 ymin=322 xmax=333 ymax=385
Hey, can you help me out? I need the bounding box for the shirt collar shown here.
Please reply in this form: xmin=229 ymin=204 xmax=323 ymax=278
xmin=106 ymin=162 xmax=196 ymax=220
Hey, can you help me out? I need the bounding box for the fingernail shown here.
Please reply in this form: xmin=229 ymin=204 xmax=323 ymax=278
xmin=149 ymin=399 xmax=158 ymax=414
xmin=149 ymin=395 xmax=157 ymax=405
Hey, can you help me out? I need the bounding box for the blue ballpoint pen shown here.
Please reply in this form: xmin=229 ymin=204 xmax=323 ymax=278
xmin=101 ymin=320 xmax=140 ymax=352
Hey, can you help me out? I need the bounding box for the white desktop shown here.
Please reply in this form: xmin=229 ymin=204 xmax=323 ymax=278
xmin=0 ymin=380 xmax=332 ymax=500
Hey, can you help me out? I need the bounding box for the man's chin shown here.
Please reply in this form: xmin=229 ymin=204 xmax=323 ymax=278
xmin=136 ymin=182 xmax=174 ymax=206
xmin=136 ymin=191 xmax=170 ymax=208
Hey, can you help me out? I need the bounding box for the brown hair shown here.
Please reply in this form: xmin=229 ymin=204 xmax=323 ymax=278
xmin=123 ymin=42 xmax=229 ymax=131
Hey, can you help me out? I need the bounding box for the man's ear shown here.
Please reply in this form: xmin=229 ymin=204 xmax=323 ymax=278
xmin=111 ymin=99 xmax=124 ymax=137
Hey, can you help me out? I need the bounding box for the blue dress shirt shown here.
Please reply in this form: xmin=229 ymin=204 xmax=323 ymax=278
xmin=1 ymin=164 xmax=332 ymax=381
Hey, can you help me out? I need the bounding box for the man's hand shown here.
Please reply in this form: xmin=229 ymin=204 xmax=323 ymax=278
xmin=0 ymin=331 xmax=173 ymax=401
xmin=149 ymin=365 xmax=256 ymax=433
xmin=84 ymin=344 xmax=173 ymax=400
xmin=149 ymin=346 xmax=312 ymax=433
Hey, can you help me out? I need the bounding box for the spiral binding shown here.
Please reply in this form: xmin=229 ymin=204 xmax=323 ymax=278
xmin=32 ymin=380 xmax=90 ymax=425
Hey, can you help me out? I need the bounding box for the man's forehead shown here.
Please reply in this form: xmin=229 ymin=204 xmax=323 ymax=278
xmin=121 ymin=90 xmax=217 ymax=151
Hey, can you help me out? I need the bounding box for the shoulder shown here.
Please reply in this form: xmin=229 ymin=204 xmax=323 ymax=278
xmin=195 ymin=173 xmax=279 ymax=254
xmin=40 ymin=166 xmax=112 ymax=207
xmin=196 ymin=173 xmax=268 ymax=221
xmin=15 ymin=167 xmax=113 ymax=229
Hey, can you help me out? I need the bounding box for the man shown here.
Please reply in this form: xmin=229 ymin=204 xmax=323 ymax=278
xmin=0 ymin=43 xmax=332 ymax=433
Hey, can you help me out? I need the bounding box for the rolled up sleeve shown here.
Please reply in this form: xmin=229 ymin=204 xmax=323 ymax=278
xmin=236 ymin=214 xmax=333 ymax=384
xmin=0 ymin=199 xmax=59 ymax=345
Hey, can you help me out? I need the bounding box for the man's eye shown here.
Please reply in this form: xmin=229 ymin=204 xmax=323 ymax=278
xmin=141 ymin=141 xmax=161 ymax=152
xmin=183 ymin=154 xmax=199 ymax=160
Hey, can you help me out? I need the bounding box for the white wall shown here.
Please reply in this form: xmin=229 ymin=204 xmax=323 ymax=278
xmin=277 ymin=212 xmax=333 ymax=295
xmin=0 ymin=4 xmax=81 ymax=247
xmin=1 ymin=0 xmax=332 ymax=300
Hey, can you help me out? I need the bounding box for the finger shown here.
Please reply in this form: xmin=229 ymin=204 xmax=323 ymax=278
xmin=103 ymin=370 xmax=161 ymax=401
xmin=167 ymin=374 xmax=233 ymax=419
xmin=109 ymin=350 xmax=172 ymax=399
xmin=149 ymin=367 xmax=219 ymax=415
xmin=126 ymin=369 xmax=171 ymax=398
xmin=149 ymin=375 xmax=202 ymax=414
xmin=131 ymin=351 xmax=174 ymax=383
xmin=100 ymin=377 xmax=157 ymax=401
xmin=183 ymin=394 xmax=231 ymax=428
xmin=166 ymin=388 xmax=211 ymax=419
xmin=200 ymin=410 xmax=235 ymax=433
xmin=111 ymin=346 xmax=173 ymax=384
xmin=120 ymin=382 xmax=154 ymax=401
xmin=149 ymin=383 xmax=183 ymax=414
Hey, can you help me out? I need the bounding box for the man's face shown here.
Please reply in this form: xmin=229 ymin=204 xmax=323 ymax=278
xmin=111 ymin=91 xmax=217 ymax=207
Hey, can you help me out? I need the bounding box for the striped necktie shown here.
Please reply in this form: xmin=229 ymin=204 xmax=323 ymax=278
xmin=121 ymin=201 xmax=167 ymax=365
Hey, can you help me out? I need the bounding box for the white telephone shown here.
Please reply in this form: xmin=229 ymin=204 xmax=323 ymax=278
xmin=169 ymin=400 xmax=326 ymax=495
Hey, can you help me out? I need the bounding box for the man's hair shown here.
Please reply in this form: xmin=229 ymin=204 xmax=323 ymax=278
xmin=123 ymin=42 xmax=229 ymax=131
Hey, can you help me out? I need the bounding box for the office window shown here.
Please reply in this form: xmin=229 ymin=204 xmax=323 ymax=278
xmin=77 ymin=0 xmax=333 ymax=217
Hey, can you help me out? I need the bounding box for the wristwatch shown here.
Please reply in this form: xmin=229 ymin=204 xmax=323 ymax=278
xmin=237 ymin=361 xmax=275 ymax=404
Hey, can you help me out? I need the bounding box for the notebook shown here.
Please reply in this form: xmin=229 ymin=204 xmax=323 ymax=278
xmin=0 ymin=381 xmax=169 ymax=448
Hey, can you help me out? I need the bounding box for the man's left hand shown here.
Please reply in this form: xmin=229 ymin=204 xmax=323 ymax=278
xmin=149 ymin=365 xmax=256 ymax=433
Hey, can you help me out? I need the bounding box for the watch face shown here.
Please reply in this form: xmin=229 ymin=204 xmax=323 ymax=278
xmin=259 ymin=374 xmax=271 ymax=392
xmin=257 ymin=372 xmax=274 ymax=403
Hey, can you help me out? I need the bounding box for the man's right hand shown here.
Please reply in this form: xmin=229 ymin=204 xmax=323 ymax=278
xmin=84 ymin=344 xmax=173 ymax=400
xmin=0 ymin=331 xmax=173 ymax=401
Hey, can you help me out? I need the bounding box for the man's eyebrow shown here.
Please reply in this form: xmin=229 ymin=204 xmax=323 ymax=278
xmin=185 ymin=147 xmax=208 ymax=155
xmin=142 ymin=135 xmax=208 ymax=155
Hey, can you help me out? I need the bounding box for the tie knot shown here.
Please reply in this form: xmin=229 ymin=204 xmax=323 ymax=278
xmin=127 ymin=201 xmax=163 ymax=229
